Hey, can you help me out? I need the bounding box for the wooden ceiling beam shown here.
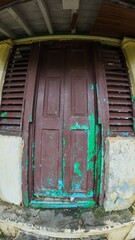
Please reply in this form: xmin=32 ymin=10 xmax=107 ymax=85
xmin=71 ymin=10 xmax=78 ymax=34
xmin=7 ymin=6 xmax=33 ymax=36
xmin=0 ymin=21 xmax=15 ymax=38
xmin=36 ymin=0 xmax=53 ymax=34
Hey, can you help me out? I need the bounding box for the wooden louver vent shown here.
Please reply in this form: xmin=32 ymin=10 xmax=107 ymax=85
xmin=101 ymin=46 xmax=134 ymax=132
xmin=0 ymin=45 xmax=31 ymax=134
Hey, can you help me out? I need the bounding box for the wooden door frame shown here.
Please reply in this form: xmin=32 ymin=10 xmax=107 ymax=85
xmin=22 ymin=43 xmax=40 ymax=206
xmin=22 ymin=42 xmax=105 ymax=208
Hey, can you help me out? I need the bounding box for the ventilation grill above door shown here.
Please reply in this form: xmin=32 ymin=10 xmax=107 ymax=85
xmin=101 ymin=46 xmax=134 ymax=133
xmin=0 ymin=45 xmax=31 ymax=135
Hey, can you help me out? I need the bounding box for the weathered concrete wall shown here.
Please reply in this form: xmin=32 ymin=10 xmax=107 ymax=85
xmin=0 ymin=135 xmax=23 ymax=205
xmin=104 ymin=137 xmax=135 ymax=211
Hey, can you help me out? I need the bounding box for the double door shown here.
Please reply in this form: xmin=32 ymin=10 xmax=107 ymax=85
xmin=33 ymin=45 xmax=97 ymax=204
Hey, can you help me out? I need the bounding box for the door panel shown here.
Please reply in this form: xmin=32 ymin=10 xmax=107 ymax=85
xmin=63 ymin=48 xmax=95 ymax=197
xmin=34 ymin=48 xmax=64 ymax=196
xmin=34 ymin=45 xmax=96 ymax=202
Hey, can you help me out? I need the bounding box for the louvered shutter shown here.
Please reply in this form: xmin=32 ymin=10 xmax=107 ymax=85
xmin=101 ymin=46 xmax=134 ymax=133
xmin=0 ymin=45 xmax=31 ymax=135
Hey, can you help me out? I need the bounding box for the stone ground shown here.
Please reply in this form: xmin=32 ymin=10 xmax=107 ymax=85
xmin=0 ymin=200 xmax=134 ymax=239
xmin=0 ymin=234 xmax=108 ymax=240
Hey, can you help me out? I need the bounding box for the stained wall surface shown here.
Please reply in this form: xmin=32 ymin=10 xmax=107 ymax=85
xmin=104 ymin=137 xmax=135 ymax=211
xmin=0 ymin=135 xmax=23 ymax=205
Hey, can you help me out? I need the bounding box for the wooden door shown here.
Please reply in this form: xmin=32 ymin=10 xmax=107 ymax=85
xmin=63 ymin=47 xmax=95 ymax=199
xmin=34 ymin=47 xmax=65 ymax=197
xmin=34 ymin=45 xmax=96 ymax=204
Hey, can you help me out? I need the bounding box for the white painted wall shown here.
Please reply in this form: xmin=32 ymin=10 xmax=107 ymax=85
xmin=104 ymin=137 xmax=135 ymax=211
xmin=0 ymin=135 xmax=23 ymax=205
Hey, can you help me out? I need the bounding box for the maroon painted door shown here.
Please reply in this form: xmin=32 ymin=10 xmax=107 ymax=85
xmin=34 ymin=45 xmax=96 ymax=205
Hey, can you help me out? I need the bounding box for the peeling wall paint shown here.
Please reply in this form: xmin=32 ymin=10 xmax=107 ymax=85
xmin=122 ymin=38 xmax=135 ymax=98
xmin=0 ymin=41 xmax=13 ymax=103
xmin=104 ymin=137 xmax=135 ymax=211
xmin=0 ymin=135 xmax=23 ymax=205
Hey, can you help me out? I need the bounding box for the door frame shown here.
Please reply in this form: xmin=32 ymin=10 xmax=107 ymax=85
xmin=22 ymin=42 xmax=105 ymax=208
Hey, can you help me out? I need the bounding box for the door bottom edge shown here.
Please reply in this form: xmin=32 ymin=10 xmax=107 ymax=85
xmin=29 ymin=199 xmax=96 ymax=209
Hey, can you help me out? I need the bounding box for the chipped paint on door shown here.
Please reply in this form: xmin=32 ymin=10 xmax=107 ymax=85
xmin=32 ymin=44 xmax=98 ymax=207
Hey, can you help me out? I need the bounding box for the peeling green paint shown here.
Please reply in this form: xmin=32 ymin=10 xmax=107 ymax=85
xmin=30 ymin=199 xmax=95 ymax=209
xmin=0 ymin=111 xmax=7 ymax=117
xmin=25 ymin=159 xmax=28 ymax=167
xmin=131 ymin=95 xmax=135 ymax=102
xmin=87 ymin=114 xmax=96 ymax=171
xmin=90 ymin=83 xmax=94 ymax=91
xmin=70 ymin=121 xmax=88 ymax=131
xmin=32 ymin=142 xmax=35 ymax=164
xmin=107 ymin=128 xmax=110 ymax=135
xmin=29 ymin=115 xmax=32 ymax=123
xmin=98 ymin=117 xmax=101 ymax=124
xmin=24 ymin=191 xmax=29 ymax=207
xmin=58 ymin=178 xmax=64 ymax=191
xmin=103 ymin=98 xmax=107 ymax=103
xmin=30 ymin=110 xmax=101 ymax=208
xmin=95 ymin=150 xmax=102 ymax=196
xmin=32 ymin=165 xmax=35 ymax=170
xmin=35 ymin=189 xmax=94 ymax=199
xmin=95 ymin=124 xmax=104 ymax=196
xmin=74 ymin=162 xmax=83 ymax=177
xmin=63 ymin=137 xmax=66 ymax=147
xmin=133 ymin=118 xmax=135 ymax=132
xmin=87 ymin=161 xmax=94 ymax=171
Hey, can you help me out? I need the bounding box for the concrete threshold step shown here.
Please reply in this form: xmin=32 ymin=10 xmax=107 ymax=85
xmin=0 ymin=200 xmax=135 ymax=240
xmin=14 ymin=232 xmax=107 ymax=240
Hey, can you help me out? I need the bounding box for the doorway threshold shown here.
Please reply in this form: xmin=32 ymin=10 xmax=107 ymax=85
xmin=30 ymin=199 xmax=95 ymax=209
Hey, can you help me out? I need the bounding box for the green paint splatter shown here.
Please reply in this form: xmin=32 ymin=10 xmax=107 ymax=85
xmin=107 ymin=128 xmax=110 ymax=135
xmin=1 ymin=112 xmax=7 ymax=117
xmin=98 ymin=117 xmax=101 ymax=124
xmin=25 ymin=159 xmax=28 ymax=167
xmin=70 ymin=121 xmax=88 ymax=131
xmin=24 ymin=191 xmax=29 ymax=207
xmin=87 ymin=161 xmax=94 ymax=171
xmin=63 ymin=137 xmax=66 ymax=147
xmin=30 ymin=199 xmax=95 ymax=209
xmin=29 ymin=115 xmax=32 ymax=123
xmin=32 ymin=164 xmax=35 ymax=170
xmin=131 ymin=95 xmax=135 ymax=102
xmin=87 ymin=114 xmax=95 ymax=170
xmin=74 ymin=162 xmax=83 ymax=178
xmin=90 ymin=84 xmax=94 ymax=91
xmin=133 ymin=119 xmax=135 ymax=132
xmin=32 ymin=142 xmax=35 ymax=163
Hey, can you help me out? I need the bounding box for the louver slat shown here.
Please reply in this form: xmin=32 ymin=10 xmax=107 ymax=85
xmin=0 ymin=45 xmax=31 ymax=134
xmin=101 ymin=46 xmax=134 ymax=132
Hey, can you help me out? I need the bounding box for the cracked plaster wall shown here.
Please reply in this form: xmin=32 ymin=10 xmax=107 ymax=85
xmin=0 ymin=135 xmax=23 ymax=205
xmin=104 ymin=137 xmax=135 ymax=211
